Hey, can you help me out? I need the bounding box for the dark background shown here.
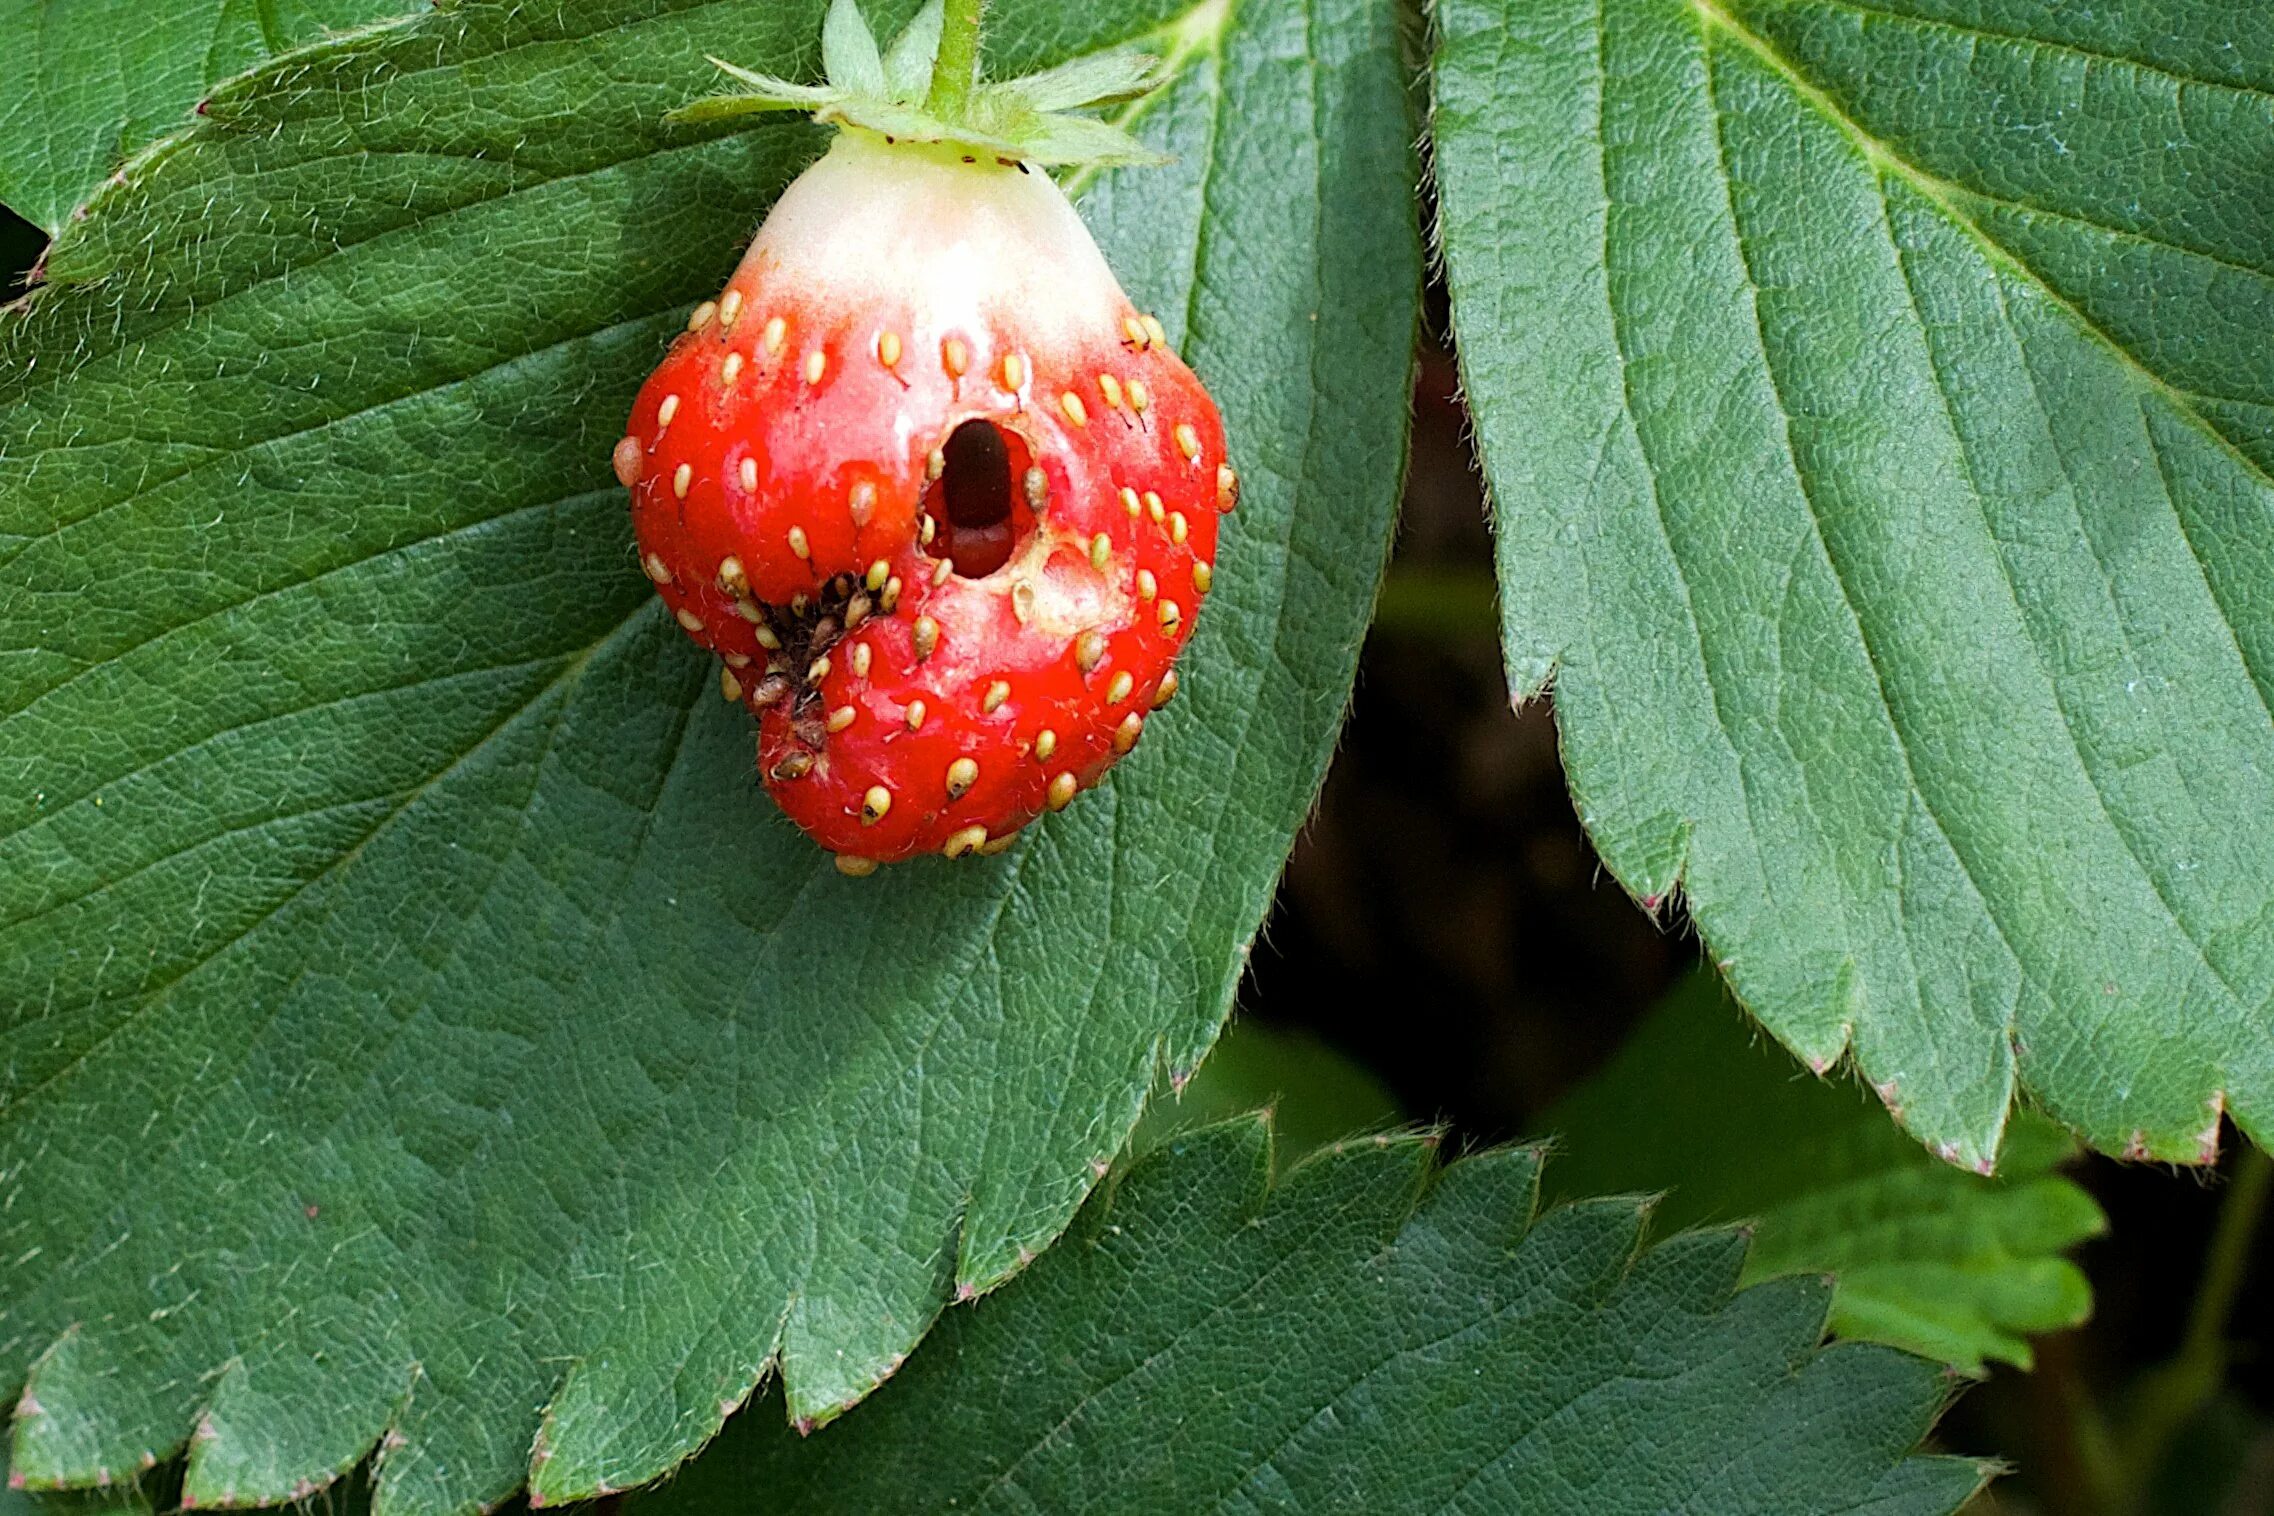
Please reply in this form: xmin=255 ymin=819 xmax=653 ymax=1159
xmin=1 ymin=205 xmax=41 ymax=304
xmin=5 ymin=191 xmax=2266 ymax=1515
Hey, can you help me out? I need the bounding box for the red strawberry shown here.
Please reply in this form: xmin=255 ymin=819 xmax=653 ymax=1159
xmin=616 ymin=46 xmax=1235 ymax=871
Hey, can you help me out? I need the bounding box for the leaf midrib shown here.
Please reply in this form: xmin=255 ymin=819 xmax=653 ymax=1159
xmin=1799 ymin=0 xmax=2274 ymax=103
xmin=1690 ymin=0 xmax=2274 ymax=500
xmin=1696 ymin=0 xmax=2274 ymax=1013
xmin=1202 ymin=1196 xmax=1576 ymax=1516
xmin=964 ymin=1153 xmax=1360 ymax=1508
xmin=1680 ymin=0 xmax=2274 ymax=1135
xmin=1977 ymin=260 xmax=2270 ymax=998
xmin=0 ymin=605 xmax=649 ymax=1121
xmin=1692 ymin=6 xmax=2268 ymax=1096
xmin=0 ymin=469 xmax=632 ymax=756
xmin=0 ymin=648 xmax=584 ymax=938
xmin=0 ymin=0 xmax=1264 ymax=1136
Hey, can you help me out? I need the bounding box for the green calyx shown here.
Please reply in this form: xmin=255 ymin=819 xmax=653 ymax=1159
xmin=670 ymin=0 xmax=1169 ymax=169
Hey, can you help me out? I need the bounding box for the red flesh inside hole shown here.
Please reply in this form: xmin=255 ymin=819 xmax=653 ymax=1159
xmin=924 ymin=419 xmax=1034 ymax=579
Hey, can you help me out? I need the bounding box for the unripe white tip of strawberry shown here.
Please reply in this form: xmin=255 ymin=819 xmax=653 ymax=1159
xmin=671 ymin=0 xmax=1171 ymax=170
xmin=749 ymin=132 xmax=1125 ymax=351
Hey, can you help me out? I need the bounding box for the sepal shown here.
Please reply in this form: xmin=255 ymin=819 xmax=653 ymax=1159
xmin=673 ymin=0 xmax=1169 ymax=168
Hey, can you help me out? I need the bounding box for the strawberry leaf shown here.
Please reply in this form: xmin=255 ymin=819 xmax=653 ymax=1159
xmin=0 ymin=0 xmax=412 ymax=235
xmin=0 ymin=0 xmax=1416 ymax=1510
xmin=1435 ymin=0 xmax=2274 ymax=1167
xmin=1545 ymin=975 xmax=2105 ymax=1376
xmin=621 ymin=1122 xmax=1988 ymax=1515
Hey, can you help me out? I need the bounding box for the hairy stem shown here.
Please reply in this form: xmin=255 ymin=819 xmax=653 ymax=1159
xmin=926 ymin=0 xmax=985 ymax=118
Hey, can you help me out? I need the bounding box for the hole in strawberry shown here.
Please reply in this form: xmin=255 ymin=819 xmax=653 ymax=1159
xmin=923 ymin=419 xmax=1033 ymax=579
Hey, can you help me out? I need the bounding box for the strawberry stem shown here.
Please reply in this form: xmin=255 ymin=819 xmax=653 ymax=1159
xmin=925 ymin=0 xmax=984 ymax=119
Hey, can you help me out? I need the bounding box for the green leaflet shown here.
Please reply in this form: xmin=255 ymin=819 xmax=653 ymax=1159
xmin=0 ymin=0 xmax=1418 ymax=1511
xmin=1434 ymin=0 xmax=2274 ymax=1167
xmin=1131 ymin=1015 xmax=1404 ymax=1166
xmin=0 ymin=0 xmax=411 ymax=234
xmin=624 ymin=1121 xmax=1987 ymax=1515
xmin=1546 ymin=973 xmax=2105 ymax=1374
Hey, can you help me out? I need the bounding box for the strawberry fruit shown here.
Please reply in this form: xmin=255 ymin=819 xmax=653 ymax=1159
xmin=615 ymin=1 xmax=1234 ymax=871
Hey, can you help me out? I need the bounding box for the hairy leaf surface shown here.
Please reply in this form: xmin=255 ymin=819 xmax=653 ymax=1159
xmin=1435 ymin=0 xmax=2274 ymax=1165
xmin=0 ymin=0 xmax=1418 ymax=1508
xmin=631 ymin=1121 xmax=1988 ymax=1515
xmin=0 ymin=0 xmax=410 ymax=234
